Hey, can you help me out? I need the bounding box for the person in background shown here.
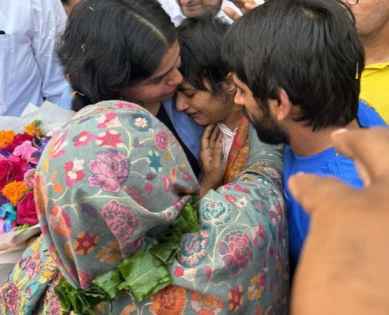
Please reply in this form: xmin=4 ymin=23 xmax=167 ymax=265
xmin=158 ymin=0 xmax=242 ymax=25
xmin=0 ymin=0 xmax=69 ymax=116
xmin=290 ymin=127 xmax=389 ymax=315
xmin=58 ymin=0 xmax=202 ymax=176
xmin=61 ymin=0 xmax=81 ymax=15
xmin=344 ymin=0 xmax=389 ymax=122
xmin=222 ymin=0 xmax=387 ymax=274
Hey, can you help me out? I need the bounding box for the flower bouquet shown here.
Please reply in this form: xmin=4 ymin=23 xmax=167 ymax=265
xmin=0 ymin=121 xmax=48 ymax=232
xmin=0 ymin=102 xmax=74 ymax=283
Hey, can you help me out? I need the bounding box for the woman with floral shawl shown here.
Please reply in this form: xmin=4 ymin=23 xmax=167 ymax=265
xmin=0 ymin=100 xmax=288 ymax=314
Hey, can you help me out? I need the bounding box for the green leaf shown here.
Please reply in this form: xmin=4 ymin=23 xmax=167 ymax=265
xmin=54 ymin=198 xmax=200 ymax=311
xmin=92 ymin=270 xmax=122 ymax=299
xmin=118 ymin=249 xmax=172 ymax=302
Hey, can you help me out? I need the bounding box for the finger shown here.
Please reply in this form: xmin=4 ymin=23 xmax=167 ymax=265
xmin=201 ymin=125 xmax=215 ymax=152
xmin=214 ymin=133 xmax=224 ymax=165
xmin=223 ymin=6 xmax=242 ymax=21
xmin=209 ymin=125 xmax=220 ymax=148
xmin=173 ymin=183 xmax=199 ymax=197
xmin=331 ymin=128 xmax=389 ymax=183
xmin=288 ymin=173 xmax=356 ymax=214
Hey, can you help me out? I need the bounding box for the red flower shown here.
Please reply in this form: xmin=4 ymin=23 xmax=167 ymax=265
xmin=219 ymin=231 xmax=253 ymax=275
xmin=75 ymin=232 xmax=99 ymax=256
xmin=16 ymin=191 xmax=38 ymax=225
xmin=228 ymin=285 xmax=243 ymax=311
xmin=154 ymin=131 xmax=169 ymax=150
xmin=174 ymin=266 xmax=184 ymax=277
xmin=0 ymin=157 xmax=27 ymax=190
xmin=224 ymin=194 xmax=237 ymax=204
xmin=96 ymin=130 xmax=123 ymax=148
xmin=73 ymin=131 xmax=95 ymax=148
xmin=6 ymin=133 xmax=33 ymax=152
xmin=64 ymin=160 xmax=85 ymax=187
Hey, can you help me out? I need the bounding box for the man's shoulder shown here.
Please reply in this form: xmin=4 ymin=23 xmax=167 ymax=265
xmin=358 ymin=100 xmax=387 ymax=128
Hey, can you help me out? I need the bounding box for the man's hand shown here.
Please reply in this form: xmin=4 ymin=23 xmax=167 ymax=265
xmin=289 ymin=128 xmax=389 ymax=315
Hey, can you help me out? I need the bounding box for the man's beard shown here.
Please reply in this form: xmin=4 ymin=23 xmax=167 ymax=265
xmin=244 ymin=109 xmax=289 ymax=145
xmin=253 ymin=120 xmax=289 ymax=145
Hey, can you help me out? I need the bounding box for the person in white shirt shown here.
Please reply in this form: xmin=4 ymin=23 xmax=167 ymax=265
xmin=0 ymin=0 xmax=68 ymax=116
xmin=158 ymin=0 xmax=241 ymax=25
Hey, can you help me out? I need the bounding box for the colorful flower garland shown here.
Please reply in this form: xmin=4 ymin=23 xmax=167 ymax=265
xmin=0 ymin=121 xmax=49 ymax=232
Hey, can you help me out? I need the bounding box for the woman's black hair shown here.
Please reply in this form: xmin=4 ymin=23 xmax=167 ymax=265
xmin=178 ymin=16 xmax=230 ymax=94
xmin=58 ymin=0 xmax=176 ymax=111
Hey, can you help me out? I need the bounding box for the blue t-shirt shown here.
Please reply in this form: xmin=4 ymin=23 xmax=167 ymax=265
xmin=284 ymin=101 xmax=386 ymax=272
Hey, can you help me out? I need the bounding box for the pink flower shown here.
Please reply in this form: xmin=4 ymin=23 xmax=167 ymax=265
xmin=115 ymin=101 xmax=138 ymax=110
xmin=23 ymin=169 xmax=36 ymax=189
xmin=96 ymin=130 xmax=123 ymax=148
xmin=174 ymin=266 xmax=184 ymax=277
xmin=88 ymin=151 xmax=128 ymax=192
xmin=162 ymin=176 xmax=170 ymax=192
xmin=204 ymin=265 xmax=213 ymax=281
xmin=16 ymin=191 xmax=38 ymax=225
xmin=101 ymin=200 xmax=141 ymax=255
xmin=144 ymin=182 xmax=153 ymax=193
xmin=5 ymin=133 xmax=33 ymax=152
xmin=225 ymin=194 xmax=237 ymax=204
xmin=232 ymin=183 xmax=249 ymax=193
xmin=64 ymin=159 xmax=85 ymax=187
xmin=219 ymin=231 xmax=253 ymax=275
xmin=154 ymin=130 xmax=169 ymax=150
xmin=73 ymin=131 xmax=95 ymax=147
xmin=181 ymin=170 xmax=194 ymax=182
xmin=13 ymin=141 xmax=39 ymax=164
xmin=0 ymin=283 xmax=19 ymax=313
xmin=97 ymin=112 xmax=122 ymax=129
xmin=253 ymin=224 xmax=266 ymax=247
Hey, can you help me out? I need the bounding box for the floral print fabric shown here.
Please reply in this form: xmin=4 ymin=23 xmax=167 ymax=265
xmin=0 ymin=101 xmax=289 ymax=314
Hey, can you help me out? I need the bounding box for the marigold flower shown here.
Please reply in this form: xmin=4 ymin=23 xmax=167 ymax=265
xmin=1 ymin=181 xmax=30 ymax=206
xmin=0 ymin=130 xmax=16 ymax=149
xmin=24 ymin=121 xmax=43 ymax=138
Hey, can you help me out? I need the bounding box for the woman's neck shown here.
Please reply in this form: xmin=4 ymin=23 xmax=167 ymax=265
xmin=222 ymin=109 xmax=243 ymax=131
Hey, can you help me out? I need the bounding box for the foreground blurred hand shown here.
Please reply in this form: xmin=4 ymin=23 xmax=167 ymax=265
xmin=223 ymin=0 xmax=259 ymax=21
xmin=289 ymin=128 xmax=389 ymax=315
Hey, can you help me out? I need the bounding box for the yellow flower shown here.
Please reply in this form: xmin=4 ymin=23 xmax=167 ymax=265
xmin=248 ymin=273 xmax=265 ymax=301
xmin=2 ymin=181 xmax=30 ymax=205
xmin=24 ymin=120 xmax=43 ymax=137
xmin=0 ymin=130 xmax=16 ymax=149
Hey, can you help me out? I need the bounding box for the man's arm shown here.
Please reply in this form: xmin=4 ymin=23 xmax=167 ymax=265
xmin=31 ymin=0 xmax=69 ymax=104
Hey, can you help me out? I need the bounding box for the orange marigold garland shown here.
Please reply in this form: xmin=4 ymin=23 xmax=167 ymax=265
xmin=0 ymin=130 xmax=16 ymax=149
xmin=1 ymin=181 xmax=30 ymax=206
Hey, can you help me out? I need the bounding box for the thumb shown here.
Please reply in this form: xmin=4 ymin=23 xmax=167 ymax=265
xmin=288 ymin=173 xmax=355 ymax=214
